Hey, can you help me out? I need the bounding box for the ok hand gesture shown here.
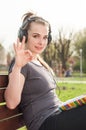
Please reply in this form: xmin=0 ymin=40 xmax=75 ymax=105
xmin=13 ymin=36 xmax=34 ymax=68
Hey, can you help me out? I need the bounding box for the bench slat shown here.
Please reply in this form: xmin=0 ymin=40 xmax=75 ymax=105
xmin=0 ymin=105 xmax=22 ymax=120
xmin=0 ymin=75 xmax=8 ymax=87
xmin=0 ymin=75 xmax=26 ymax=130
xmin=0 ymin=89 xmax=5 ymax=102
xmin=0 ymin=115 xmax=25 ymax=130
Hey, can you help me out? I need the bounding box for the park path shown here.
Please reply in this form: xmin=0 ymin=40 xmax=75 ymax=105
xmin=57 ymin=80 xmax=86 ymax=84
xmin=56 ymin=78 xmax=86 ymax=84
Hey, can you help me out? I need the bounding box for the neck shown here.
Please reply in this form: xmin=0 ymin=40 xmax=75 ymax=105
xmin=32 ymin=54 xmax=39 ymax=61
xmin=31 ymin=59 xmax=42 ymax=66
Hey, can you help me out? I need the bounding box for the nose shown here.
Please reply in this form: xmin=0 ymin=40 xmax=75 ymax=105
xmin=38 ymin=38 xmax=44 ymax=45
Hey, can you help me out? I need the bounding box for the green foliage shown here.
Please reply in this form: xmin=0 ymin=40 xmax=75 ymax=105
xmin=82 ymin=41 xmax=86 ymax=59
xmin=74 ymin=29 xmax=86 ymax=60
xmin=83 ymin=60 xmax=86 ymax=73
xmin=73 ymin=59 xmax=86 ymax=73
xmin=73 ymin=61 xmax=80 ymax=71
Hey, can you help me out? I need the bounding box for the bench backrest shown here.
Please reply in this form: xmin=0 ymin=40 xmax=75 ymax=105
xmin=0 ymin=75 xmax=26 ymax=130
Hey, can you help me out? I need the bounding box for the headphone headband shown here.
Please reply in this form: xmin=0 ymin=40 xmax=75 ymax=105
xmin=18 ymin=16 xmax=52 ymax=44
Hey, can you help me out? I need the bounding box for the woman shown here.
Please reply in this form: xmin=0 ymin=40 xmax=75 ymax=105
xmin=4 ymin=11 xmax=86 ymax=130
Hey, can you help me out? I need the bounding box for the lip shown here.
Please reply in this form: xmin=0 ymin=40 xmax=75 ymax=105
xmin=35 ymin=46 xmax=44 ymax=50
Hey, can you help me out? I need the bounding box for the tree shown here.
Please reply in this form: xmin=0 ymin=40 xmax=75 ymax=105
xmin=54 ymin=29 xmax=74 ymax=70
xmin=42 ymin=29 xmax=74 ymax=76
xmin=73 ymin=28 xmax=86 ymax=72
xmin=0 ymin=43 xmax=7 ymax=65
xmin=74 ymin=28 xmax=86 ymax=59
xmin=42 ymin=43 xmax=56 ymax=66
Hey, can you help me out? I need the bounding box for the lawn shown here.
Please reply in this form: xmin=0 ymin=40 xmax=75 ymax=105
xmin=56 ymin=82 xmax=86 ymax=102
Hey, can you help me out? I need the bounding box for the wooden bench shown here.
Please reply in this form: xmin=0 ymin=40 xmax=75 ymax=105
xmin=0 ymin=74 xmax=27 ymax=130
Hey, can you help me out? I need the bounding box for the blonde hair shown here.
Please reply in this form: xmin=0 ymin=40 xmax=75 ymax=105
xmin=37 ymin=55 xmax=55 ymax=76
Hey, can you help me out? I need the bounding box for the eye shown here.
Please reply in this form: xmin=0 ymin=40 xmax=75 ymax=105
xmin=44 ymin=36 xmax=48 ymax=40
xmin=33 ymin=35 xmax=38 ymax=38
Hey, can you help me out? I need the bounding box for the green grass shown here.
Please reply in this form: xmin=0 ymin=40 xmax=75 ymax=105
xmin=17 ymin=126 xmax=27 ymax=130
xmin=55 ymin=72 xmax=86 ymax=101
xmin=57 ymin=82 xmax=86 ymax=102
xmin=0 ymin=71 xmax=8 ymax=75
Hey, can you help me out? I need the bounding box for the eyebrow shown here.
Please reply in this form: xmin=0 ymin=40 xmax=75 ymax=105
xmin=32 ymin=32 xmax=48 ymax=36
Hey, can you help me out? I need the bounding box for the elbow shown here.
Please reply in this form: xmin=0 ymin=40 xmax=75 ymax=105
xmin=6 ymin=100 xmax=19 ymax=109
xmin=6 ymin=103 xmax=17 ymax=110
xmin=6 ymin=99 xmax=21 ymax=110
xmin=4 ymin=87 xmax=21 ymax=110
xmin=5 ymin=94 xmax=21 ymax=110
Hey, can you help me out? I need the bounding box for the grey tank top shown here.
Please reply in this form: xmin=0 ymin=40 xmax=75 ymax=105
xmin=9 ymin=60 xmax=61 ymax=130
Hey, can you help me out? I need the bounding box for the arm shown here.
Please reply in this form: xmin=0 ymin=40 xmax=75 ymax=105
xmin=4 ymin=65 xmax=25 ymax=109
xmin=4 ymin=37 xmax=33 ymax=109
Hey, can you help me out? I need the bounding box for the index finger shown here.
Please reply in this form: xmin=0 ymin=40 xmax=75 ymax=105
xmin=21 ymin=36 xmax=26 ymax=49
xmin=17 ymin=36 xmax=26 ymax=49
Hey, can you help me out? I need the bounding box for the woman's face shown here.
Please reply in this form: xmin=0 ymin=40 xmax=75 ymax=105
xmin=26 ymin=22 xmax=49 ymax=56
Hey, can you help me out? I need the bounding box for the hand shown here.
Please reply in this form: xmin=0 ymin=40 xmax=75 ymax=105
xmin=13 ymin=36 xmax=34 ymax=68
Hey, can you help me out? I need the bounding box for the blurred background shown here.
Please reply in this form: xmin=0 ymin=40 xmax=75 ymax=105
xmin=0 ymin=0 xmax=86 ymax=79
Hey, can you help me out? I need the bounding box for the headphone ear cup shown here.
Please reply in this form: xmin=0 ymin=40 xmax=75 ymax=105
xmin=48 ymin=25 xmax=52 ymax=44
xmin=48 ymin=33 xmax=52 ymax=44
xmin=18 ymin=28 xmax=28 ymax=43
